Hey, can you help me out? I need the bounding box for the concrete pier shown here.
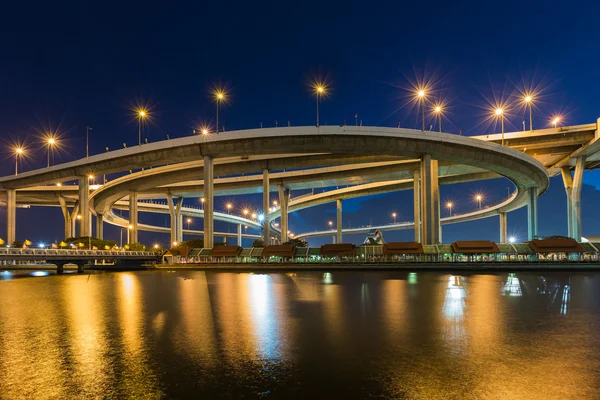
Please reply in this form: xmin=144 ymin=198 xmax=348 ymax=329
xmin=413 ymin=170 xmax=421 ymax=243
xmin=527 ymin=187 xmax=539 ymax=240
xmin=499 ymin=212 xmax=507 ymax=243
xmin=420 ymin=155 xmax=440 ymax=245
xmin=78 ymin=177 xmax=90 ymax=237
xmin=203 ymin=155 xmax=214 ymax=248
xmin=128 ymin=191 xmax=138 ymax=243
xmin=6 ymin=189 xmax=16 ymax=245
xmin=263 ymin=168 xmax=270 ymax=244
xmin=336 ymin=199 xmax=342 ymax=244
xmin=278 ymin=185 xmax=290 ymax=244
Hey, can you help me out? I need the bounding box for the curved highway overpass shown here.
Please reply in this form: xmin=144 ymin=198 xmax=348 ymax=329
xmin=1 ymin=121 xmax=598 ymax=247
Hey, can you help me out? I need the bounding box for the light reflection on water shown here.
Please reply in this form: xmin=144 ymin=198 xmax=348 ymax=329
xmin=0 ymin=270 xmax=599 ymax=398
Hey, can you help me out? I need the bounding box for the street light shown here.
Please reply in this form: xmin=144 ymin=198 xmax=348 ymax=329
xmin=392 ymin=212 xmax=397 ymax=224
xmin=214 ymin=90 xmax=225 ymax=133
xmin=14 ymin=147 xmax=24 ymax=175
xmin=200 ymin=197 xmax=205 ymax=210
xmin=523 ymin=95 xmax=533 ymax=131
xmin=186 ymin=217 xmax=192 ymax=230
xmin=552 ymin=116 xmax=561 ymax=128
xmin=475 ymin=194 xmax=483 ymax=209
xmin=137 ymin=110 xmax=147 ymax=146
xmin=243 ymin=209 xmax=249 ymax=217
xmin=508 ymin=236 xmax=516 ymax=244
xmin=433 ymin=105 xmax=442 ymax=132
xmin=446 ymin=201 xmax=453 ymax=216
xmin=495 ymin=108 xmax=505 ymax=146
xmin=273 ymin=200 xmax=278 ymax=207
xmin=417 ymin=89 xmax=426 ymax=131
xmin=47 ymin=137 xmax=56 ymax=167
xmin=202 ymin=128 xmax=208 ymax=135
xmin=328 ymin=221 xmax=333 ymax=229
xmin=252 ymin=212 xmax=257 ymax=220
xmin=314 ymin=84 xmax=326 ymax=127
xmin=226 ymin=203 xmax=232 ymax=214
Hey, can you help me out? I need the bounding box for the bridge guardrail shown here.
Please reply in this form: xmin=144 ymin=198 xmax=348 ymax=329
xmin=0 ymin=248 xmax=156 ymax=257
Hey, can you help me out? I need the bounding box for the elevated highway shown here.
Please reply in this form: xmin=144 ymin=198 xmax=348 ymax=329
xmin=1 ymin=121 xmax=598 ymax=247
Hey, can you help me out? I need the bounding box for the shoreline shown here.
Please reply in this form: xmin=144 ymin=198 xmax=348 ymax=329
xmin=156 ymin=262 xmax=600 ymax=271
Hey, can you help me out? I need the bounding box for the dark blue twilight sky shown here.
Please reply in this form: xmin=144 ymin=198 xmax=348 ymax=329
xmin=1 ymin=1 xmax=600 ymax=246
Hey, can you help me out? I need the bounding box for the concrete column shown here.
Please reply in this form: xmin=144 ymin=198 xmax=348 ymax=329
xmin=96 ymin=214 xmax=104 ymax=240
xmin=413 ymin=170 xmax=421 ymax=243
xmin=527 ymin=187 xmax=539 ymax=241
xmin=57 ymin=196 xmax=72 ymax=239
xmin=177 ymin=212 xmax=183 ymax=243
xmin=6 ymin=189 xmax=16 ymax=245
xmin=499 ymin=212 xmax=507 ymax=243
xmin=561 ymin=167 xmax=574 ymax=238
xmin=70 ymin=203 xmax=79 ymax=238
xmin=128 ymin=191 xmax=138 ymax=243
xmin=278 ymin=185 xmax=290 ymax=244
xmin=571 ymin=156 xmax=585 ymax=242
xmin=167 ymin=194 xmax=183 ymax=246
xmin=78 ymin=177 xmax=91 ymax=237
xmin=263 ymin=168 xmax=270 ymax=244
xmin=237 ymin=224 xmax=242 ymax=246
xmin=336 ymin=199 xmax=342 ymax=244
xmin=203 ymin=156 xmax=214 ymax=248
xmin=420 ymin=155 xmax=440 ymax=245
xmin=332 ymin=235 xmax=336 ymax=244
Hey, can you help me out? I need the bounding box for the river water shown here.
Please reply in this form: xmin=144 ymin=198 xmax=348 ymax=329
xmin=1 ymin=270 xmax=599 ymax=399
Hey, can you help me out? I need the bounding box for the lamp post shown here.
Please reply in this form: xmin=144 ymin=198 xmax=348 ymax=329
xmin=14 ymin=147 xmax=24 ymax=175
xmin=186 ymin=217 xmax=192 ymax=230
xmin=120 ymin=225 xmax=133 ymax=248
xmin=315 ymin=86 xmax=325 ymax=127
xmin=417 ymin=89 xmax=426 ymax=131
xmin=475 ymin=194 xmax=483 ymax=209
xmin=552 ymin=116 xmax=561 ymax=128
xmin=524 ymin=95 xmax=533 ymax=131
xmin=328 ymin=221 xmax=333 ymax=230
xmin=200 ymin=197 xmax=205 ymax=210
xmin=434 ymin=105 xmax=442 ymax=132
xmin=495 ymin=108 xmax=505 ymax=146
xmin=446 ymin=201 xmax=453 ymax=216
xmin=138 ymin=110 xmax=146 ymax=146
xmin=215 ymin=91 xmax=225 ymax=133
xmin=243 ymin=209 xmax=249 ymax=218
xmin=226 ymin=203 xmax=232 ymax=215
xmin=392 ymin=212 xmax=397 ymax=224
xmin=86 ymin=126 xmax=92 ymax=157
xmin=47 ymin=138 xmax=56 ymax=167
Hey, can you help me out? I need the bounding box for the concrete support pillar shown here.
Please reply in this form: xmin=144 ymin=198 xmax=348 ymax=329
xmin=571 ymin=156 xmax=585 ymax=242
xmin=332 ymin=235 xmax=336 ymax=244
xmin=561 ymin=167 xmax=574 ymax=238
xmin=278 ymin=185 xmax=290 ymax=244
xmin=177 ymin=212 xmax=183 ymax=243
xmin=128 ymin=191 xmax=138 ymax=243
xmin=57 ymin=196 xmax=72 ymax=239
xmin=167 ymin=194 xmax=183 ymax=246
xmin=70 ymin=203 xmax=79 ymax=238
xmin=203 ymin=156 xmax=214 ymax=248
xmin=96 ymin=214 xmax=104 ymax=240
xmin=499 ymin=212 xmax=507 ymax=243
xmin=336 ymin=199 xmax=342 ymax=244
xmin=78 ymin=177 xmax=91 ymax=237
xmin=263 ymin=168 xmax=270 ymax=244
xmin=413 ymin=170 xmax=421 ymax=243
xmin=420 ymin=155 xmax=440 ymax=245
xmin=6 ymin=189 xmax=16 ymax=245
xmin=237 ymin=224 xmax=243 ymax=246
xmin=527 ymin=187 xmax=539 ymax=241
